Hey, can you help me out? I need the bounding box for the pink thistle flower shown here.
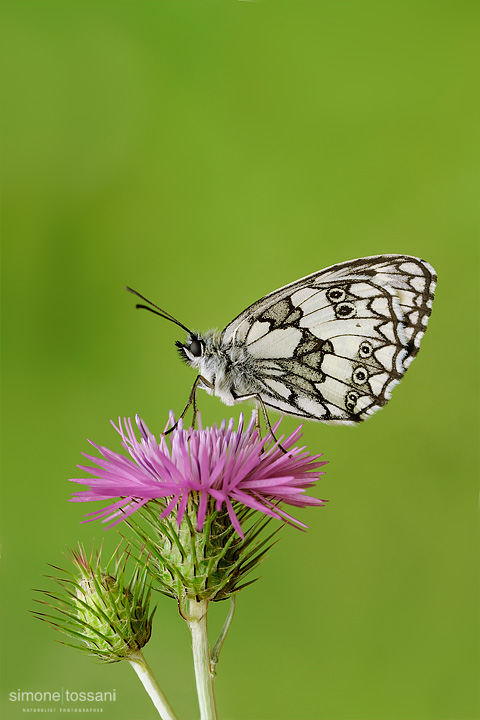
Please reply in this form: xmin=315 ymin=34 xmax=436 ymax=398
xmin=70 ymin=412 xmax=328 ymax=537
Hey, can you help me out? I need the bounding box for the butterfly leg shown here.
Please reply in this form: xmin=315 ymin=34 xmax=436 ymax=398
xmin=232 ymin=390 xmax=288 ymax=453
xmin=165 ymin=374 xmax=214 ymax=434
xmin=255 ymin=394 xmax=288 ymax=454
xmin=254 ymin=405 xmax=262 ymax=435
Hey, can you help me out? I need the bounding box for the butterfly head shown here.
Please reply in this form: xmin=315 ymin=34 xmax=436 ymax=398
xmin=126 ymin=287 xmax=204 ymax=365
xmin=176 ymin=334 xmax=205 ymax=367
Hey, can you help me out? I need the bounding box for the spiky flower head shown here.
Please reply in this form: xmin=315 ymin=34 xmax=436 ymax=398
xmin=70 ymin=412 xmax=327 ymax=537
xmin=69 ymin=413 xmax=327 ymax=604
xmin=33 ymin=544 xmax=155 ymax=662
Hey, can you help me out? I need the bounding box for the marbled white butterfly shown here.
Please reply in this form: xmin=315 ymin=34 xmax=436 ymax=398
xmin=128 ymin=255 xmax=436 ymax=425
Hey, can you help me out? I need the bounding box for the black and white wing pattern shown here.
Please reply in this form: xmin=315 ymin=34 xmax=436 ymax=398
xmin=222 ymin=255 xmax=436 ymax=423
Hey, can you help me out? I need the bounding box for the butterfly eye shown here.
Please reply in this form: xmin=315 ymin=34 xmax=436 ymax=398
xmin=188 ymin=339 xmax=203 ymax=357
xmin=335 ymin=302 xmax=356 ymax=318
xmin=353 ymin=367 xmax=368 ymax=384
xmin=327 ymin=287 xmax=346 ymax=303
xmin=359 ymin=341 xmax=373 ymax=358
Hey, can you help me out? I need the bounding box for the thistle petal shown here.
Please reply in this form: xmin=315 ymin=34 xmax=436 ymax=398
xmin=70 ymin=412 xmax=327 ymax=536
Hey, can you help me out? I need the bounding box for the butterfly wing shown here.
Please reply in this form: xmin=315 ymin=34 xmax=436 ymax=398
xmin=222 ymin=255 xmax=436 ymax=423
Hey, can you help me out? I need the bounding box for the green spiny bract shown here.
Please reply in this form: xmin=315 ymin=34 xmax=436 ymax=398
xmin=129 ymin=498 xmax=280 ymax=604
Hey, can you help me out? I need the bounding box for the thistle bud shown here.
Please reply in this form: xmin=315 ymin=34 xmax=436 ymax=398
xmin=33 ymin=544 xmax=156 ymax=663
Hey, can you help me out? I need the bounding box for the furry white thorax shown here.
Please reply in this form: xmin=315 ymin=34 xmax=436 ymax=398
xmin=182 ymin=330 xmax=261 ymax=405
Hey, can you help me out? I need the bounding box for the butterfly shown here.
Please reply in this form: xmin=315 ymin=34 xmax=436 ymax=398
xmin=127 ymin=254 xmax=436 ymax=427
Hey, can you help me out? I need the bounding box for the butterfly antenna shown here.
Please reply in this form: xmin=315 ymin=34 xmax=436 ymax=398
xmin=126 ymin=286 xmax=193 ymax=335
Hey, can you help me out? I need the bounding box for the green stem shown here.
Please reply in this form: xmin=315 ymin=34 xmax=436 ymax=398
xmin=187 ymin=598 xmax=218 ymax=720
xmin=129 ymin=650 xmax=179 ymax=720
xmin=210 ymin=595 xmax=236 ymax=675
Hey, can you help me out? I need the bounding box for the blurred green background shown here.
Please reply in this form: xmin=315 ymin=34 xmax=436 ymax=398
xmin=1 ymin=1 xmax=478 ymax=719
